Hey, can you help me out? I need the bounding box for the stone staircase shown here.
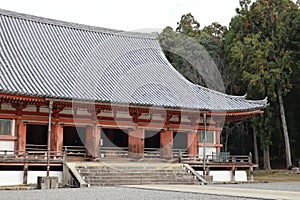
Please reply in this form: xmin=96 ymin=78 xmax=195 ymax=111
xmin=70 ymin=162 xmax=204 ymax=187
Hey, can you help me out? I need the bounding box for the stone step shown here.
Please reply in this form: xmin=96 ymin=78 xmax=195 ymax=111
xmin=76 ymin=164 xmax=185 ymax=169
xmin=88 ymin=181 xmax=199 ymax=186
xmin=77 ymin=168 xmax=186 ymax=173
xmin=77 ymin=169 xmax=188 ymax=174
xmin=83 ymin=175 xmax=196 ymax=181
xmin=79 ymin=172 xmax=190 ymax=177
xmin=87 ymin=179 xmax=199 ymax=185
xmin=73 ymin=162 xmax=201 ymax=186
xmin=76 ymin=166 xmax=185 ymax=170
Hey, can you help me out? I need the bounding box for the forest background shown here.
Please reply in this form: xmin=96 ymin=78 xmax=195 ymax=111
xmin=159 ymin=0 xmax=300 ymax=169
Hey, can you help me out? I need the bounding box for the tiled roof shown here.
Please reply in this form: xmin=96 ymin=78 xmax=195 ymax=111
xmin=0 ymin=9 xmax=267 ymax=111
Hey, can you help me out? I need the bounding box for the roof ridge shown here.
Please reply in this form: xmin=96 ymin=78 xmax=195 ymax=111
xmin=0 ymin=8 xmax=158 ymax=39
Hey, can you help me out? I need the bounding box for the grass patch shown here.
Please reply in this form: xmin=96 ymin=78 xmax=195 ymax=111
xmin=253 ymin=169 xmax=300 ymax=182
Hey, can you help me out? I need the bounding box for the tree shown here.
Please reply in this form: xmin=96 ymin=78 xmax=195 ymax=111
xmin=176 ymin=13 xmax=201 ymax=39
xmin=159 ymin=26 xmax=205 ymax=85
xmin=225 ymin=0 xmax=298 ymax=168
xmin=202 ymin=22 xmax=227 ymax=41
xmin=160 ymin=14 xmax=227 ymax=91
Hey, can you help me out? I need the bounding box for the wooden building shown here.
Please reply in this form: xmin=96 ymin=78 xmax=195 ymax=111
xmin=0 ymin=9 xmax=267 ymax=185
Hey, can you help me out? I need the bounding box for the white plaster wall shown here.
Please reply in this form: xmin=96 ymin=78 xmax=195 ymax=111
xmin=27 ymin=171 xmax=63 ymax=184
xmin=0 ymin=171 xmax=23 ymax=186
xmin=23 ymin=106 xmax=36 ymax=112
xmin=196 ymin=170 xmax=247 ymax=182
xmin=198 ymin=147 xmax=215 ymax=157
xmin=235 ymin=171 xmax=248 ymax=181
xmin=209 ymin=171 xmax=232 ymax=182
xmin=0 ymin=141 xmax=14 ymax=151
xmin=0 ymin=171 xmax=63 ymax=186
xmin=1 ymin=103 xmax=14 ymax=111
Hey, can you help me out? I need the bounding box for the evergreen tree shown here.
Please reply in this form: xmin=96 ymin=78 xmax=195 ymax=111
xmin=224 ymin=0 xmax=298 ymax=169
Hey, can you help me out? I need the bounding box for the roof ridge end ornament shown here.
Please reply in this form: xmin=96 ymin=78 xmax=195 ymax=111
xmin=247 ymin=96 xmax=269 ymax=106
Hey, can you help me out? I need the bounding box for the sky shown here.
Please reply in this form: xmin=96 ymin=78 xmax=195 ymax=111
xmin=0 ymin=0 xmax=241 ymax=32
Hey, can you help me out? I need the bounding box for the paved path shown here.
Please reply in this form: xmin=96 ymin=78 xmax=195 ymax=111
xmin=125 ymin=184 xmax=300 ymax=200
xmin=0 ymin=187 xmax=259 ymax=200
xmin=217 ymin=181 xmax=300 ymax=192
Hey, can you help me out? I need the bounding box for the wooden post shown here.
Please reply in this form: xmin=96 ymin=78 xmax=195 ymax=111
xmin=50 ymin=123 xmax=56 ymax=152
xmin=46 ymin=100 xmax=53 ymax=177
xmin=52 ymin=106 xmax=64 ymax=155
xmin=128 ymin=128 xmax=144 ymax=159
xmin=249 ymin=152 xmax=254 ymax=181
xmin=215 ymin=130 xmax=221 ymax=153
xmin=86 ymin=126 xmax=93 ymax=157
xmin=17 ymin=120 xmax=26 ymax=154
xmin=23 ymin=163 xmax=28 ymax=184
xmin=86 ymin=125 xmax=100 ymax=158
xmin=231 ymin=166 xmax=236 ymax=182
xmin=95 ymin=126 xmax=101 ymax=158
xmin=160 ymin=129 xmax=173 ymax=160
xmin=56 ymin=124 xmax=64 ymax=154
xmin=187 ymin=130 xmax=198 ymax=157
xmin=249 ymin=166 xmax=254 ymax=181
xmin=13 ymin=103 xmax=27 ymax=154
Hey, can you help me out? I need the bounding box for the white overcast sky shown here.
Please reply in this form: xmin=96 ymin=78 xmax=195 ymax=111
xmin=0 ymin=0 xmax=241 ymax=32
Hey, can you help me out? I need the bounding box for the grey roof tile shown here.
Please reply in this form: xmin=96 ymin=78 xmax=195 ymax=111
xmin=0 ymin=9 xmax=267 ymax=111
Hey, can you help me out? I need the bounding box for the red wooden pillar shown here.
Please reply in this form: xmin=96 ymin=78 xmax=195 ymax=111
xmin=86 ymin=126 xmax=93 ymax=157
xmin=17 ymin=120 xmax=26 ymax=153
xmin=50 ymin=123 xmax=56 ymax=152
xmin=86 ymin=125 xmax=100 ymax=158
xmin=13 ymin=104 xmax=26 ymax=153
xmin=187 ymin=130 xmax=198 ymax=157
xmin=50 ymin=122 xmax=63 ymax=153
xmin=50 ymin=106 xmax=64 ymax=155
xmin=56 ymin=124 xmax=64 ymax=153
xmin=128 ymin=128 xmax=144 ymax=159
xmin=160 ymin=129 xmax=173 ymax=160
xmin=95 ymin=126 xmax=101 ymax=158
xmin=216 ymin=130 xmax=221 ymax=153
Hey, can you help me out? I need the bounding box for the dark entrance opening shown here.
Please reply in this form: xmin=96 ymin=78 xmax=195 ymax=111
xmin=101 ymin=128 xmax=128 ymax=148
xmin=144 ymin=130 xmax=160 ymax=149
xmin=100 ymin=128 xmax=128 ymax=157
xmin=173 ymin=132 xmax=188 ymax=154
xmin=144 ymin=130 xmax=160 ymax=158
xmin=26 ymin=124 xmax=47 ymax=151
xmin=63 ymin=127 xmax=86 ymax=156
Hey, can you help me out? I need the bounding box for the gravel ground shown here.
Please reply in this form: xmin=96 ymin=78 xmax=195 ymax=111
xmin=215 ymin=181 xmax=300 ymax=192
xmin=1 ymin=182 xmax=299 ymax=200
xmin=0 ymin=187 xmax=261 ymax=200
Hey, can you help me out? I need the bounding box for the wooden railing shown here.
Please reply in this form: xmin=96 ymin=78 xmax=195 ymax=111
xmin=26 ymin=144 xmax=47 ymax=151
xmin=181 ymin=152 xmax=252 ymax=165
xmin=0 ymin=150 xmax=65 ymax=162
xmin=100 ymin=147 xmax=128 ymax=157
xmin=144 ymin=148 xmax=160 ymax=158
xmin=63 ymin=146 xmax=86 ymax=157
xmin=0 ymin=148 xmax=252 ymax=166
